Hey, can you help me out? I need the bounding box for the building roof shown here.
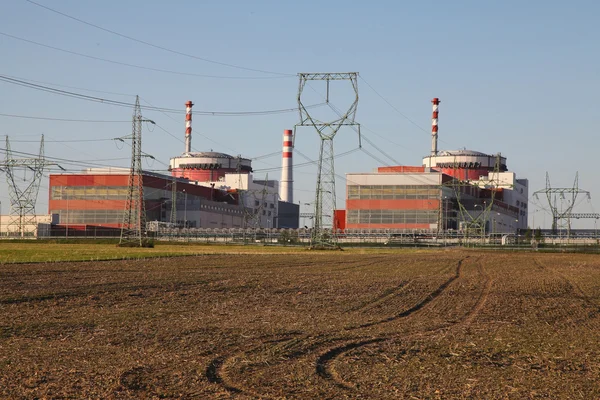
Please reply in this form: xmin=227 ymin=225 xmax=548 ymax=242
xmin=185 ymin=151 xmax=235 ymax=159
xmin=437 ymin=149 xmax=490 ymax=157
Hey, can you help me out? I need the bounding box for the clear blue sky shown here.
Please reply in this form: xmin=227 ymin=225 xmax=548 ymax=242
xmin=1 ymin=0 xmax=599 ymax=229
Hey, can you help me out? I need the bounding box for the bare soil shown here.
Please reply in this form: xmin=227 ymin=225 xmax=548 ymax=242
xmin=1 ymin=250 xmax=599 ymax=399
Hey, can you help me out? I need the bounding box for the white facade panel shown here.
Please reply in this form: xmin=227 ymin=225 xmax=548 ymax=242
xmin=346 ymin=173 xmax=442 ymax=186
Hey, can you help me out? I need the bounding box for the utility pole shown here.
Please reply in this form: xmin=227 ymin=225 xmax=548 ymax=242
xmin=119 ymin=96 xmax=153 ymax=247
xmin=294 ymin=72 xmax=361 ymax=249
xmin=1 ymin=135 xmax=59 ymax=237
xmin=170 ymin=177 xmax=177 ymax=225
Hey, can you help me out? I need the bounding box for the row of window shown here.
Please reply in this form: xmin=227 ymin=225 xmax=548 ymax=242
xmin=52 ymin=186 xmax=129 ymax=200
xmin=51 ymin=186 xmax=169 ymax=201
xmin=253 ymin=200 xmax=275 ymax=209
xmin=516 ymin=200 xmax=528 ymax=209
xmin=347 ymin=209 xmax=439 ymax=224
xmin=348 ymin=185 xmax=440 ymax=200
xmin=51 ymin=209 xmax=126 ymax=224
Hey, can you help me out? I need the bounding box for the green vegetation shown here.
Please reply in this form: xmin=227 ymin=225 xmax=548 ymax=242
xmin=0 ymin=241 xmax=431 ymax=264
xmin=0 ymin=242 xmax=301 ymax=264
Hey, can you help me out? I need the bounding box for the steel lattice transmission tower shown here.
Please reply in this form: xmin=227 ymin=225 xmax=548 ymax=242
xmin=444 ymin=153 xmax=503 ymax=239
xmin=119 ymin=96 xmax=150 ymax=246
xmin=1 ymin=135 xmax=58 ymax=237
xmin=294 ymin=72 xmax=361 ymax=249
xmin=533 ymin=172 xmax=590 ymax=236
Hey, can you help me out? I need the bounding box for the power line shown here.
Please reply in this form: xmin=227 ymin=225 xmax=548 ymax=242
xmin=23 ymin=0 xmax=294 ymax=77
xmin=0 ymin=73 xmax=135 ymax=97
xmin=359 ymin=75 xmax=429 ymax=134
xmin=251 ymin=150 xmax=282 ymax=161
xmin=0 ymin=112 xmax=129 ymax=123
xmin=254 ymin=148 xmax=360 ymax=173
xmin=0 ymin=32 xmax=291 ymax=80
xmin=0 ymin=147 xmax=129 ymax=169
xmin=0 ymin=74 xmax=322 ymax=116
xmin=326 ymin=100 xmax=401 ymax=165
xmin=8 ymin=137 xmax=116 ymax=143
xmin=360 ymin=135 xmax=398 ymax=165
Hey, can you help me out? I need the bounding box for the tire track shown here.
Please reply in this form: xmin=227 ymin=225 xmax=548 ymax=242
xmin=347 ymin=261 xmax=458 ymax=315
xmin=463 ymin=259 xmax=493 ymax=327
xmin=205 ymin=333 xmax=345 ymax=396
xmin=204 ymin=332 xmax=306 ymax=395
xmin=205 ymin=256 xmax=471 ymax=396
xmin=205 ymin=357 xmax=243 ymax=394
xmin=316 ymin=258 xmax=467 ymax=388
xmin=534 ymin=259 xmax=600 ymax=322
xmin=317 ymin=256 xmax=495 ymax=390
xmin=347 ymin=280 xmax=413 ymax=313
xmin=315 ymin=338 xmax=387 ymax=389
xmin=354 ymin=258 xmax=465 ymax=329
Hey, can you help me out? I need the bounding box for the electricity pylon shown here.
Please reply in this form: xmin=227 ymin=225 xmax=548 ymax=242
xmin=1 ymin=135 xmax=59 ymax=237
xmin=443 ymin=153 xmax=503 ymax=239
xmin=119 ymin=96 xmax=152 ymax=246
xmin=294 ymin=72 xmax=361 ymax=249
xmin=533 ymin=172 xmax=590 ymax=236
xmin=242 ymin=175 xmax=270 ymax=230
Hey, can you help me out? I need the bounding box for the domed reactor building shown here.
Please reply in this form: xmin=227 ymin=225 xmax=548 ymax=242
xmin=168 ymin=102 xmax=298 ymax=229
xmin=341 ymin=98 xmax=528 ymax=234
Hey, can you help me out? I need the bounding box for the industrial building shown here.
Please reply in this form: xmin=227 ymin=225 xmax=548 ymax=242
xmin=47 ymin=101 xmax=299 ymax=232
xmin=341 ymin=98 xmax=528 ymax=234
xmin=0 ymin=214 xmax=57 ymax=238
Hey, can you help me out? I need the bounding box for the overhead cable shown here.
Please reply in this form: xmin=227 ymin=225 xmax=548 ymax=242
xmin=359 ymin=75 xmax=429 ymax=134
xmin=23 ymin=0 xmax=294 ymax=77
xmin=0 ymin=32 xmax=291 ymax=80
xmin=0 ymin=74 xmax=323 ymax=116
xmin=0 ymin=112 xmax=129 ymax=123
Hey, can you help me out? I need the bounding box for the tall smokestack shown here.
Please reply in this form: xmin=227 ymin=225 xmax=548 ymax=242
xmin=185 ymin=100 xmax=193 ymax=153
xmin=431 ymin=97 xmax=440 ymax=156
xmin=280 ymin=129 xmax=293 ymax=203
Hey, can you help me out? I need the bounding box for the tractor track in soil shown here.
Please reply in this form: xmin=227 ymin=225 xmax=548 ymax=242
xmin=202 ymin=256 xmax=413 ymax=395
xmin=347 ymin=261 xmax=456 ymax=314
xmin=316 ymin=256 xmax=495 ymax=390
xmin=205 ymin=333 xmax=345 ymax=396
xmin=204 ymin=256 xmax=473 ymax=397
xmin=353 ymin=258 xmax=465 ymax=330
xmin=534 ymin=259 xmax=600 ymax=322
xmin=463 ymin=259 xmax=493 ymax=327
xmin=204 ymin=331 xmax=312 ymax=396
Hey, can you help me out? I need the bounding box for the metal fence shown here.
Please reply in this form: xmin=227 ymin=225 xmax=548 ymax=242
xmin=3 ymin=225 xmax=599 ymax=252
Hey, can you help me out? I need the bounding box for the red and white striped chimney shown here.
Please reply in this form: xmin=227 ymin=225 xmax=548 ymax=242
xmin=431 ymin=97 xmax=440 ymax=156
xmin=185 ymin=100 xmax=193 ymax=153
xmin=280 ymin=129 xmax=293 ymax=203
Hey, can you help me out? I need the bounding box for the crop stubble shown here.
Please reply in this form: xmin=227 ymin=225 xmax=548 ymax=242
xmin=1 ymin=251 xmax=599 ymax=398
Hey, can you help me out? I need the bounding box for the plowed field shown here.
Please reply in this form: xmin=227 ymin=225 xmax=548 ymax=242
xmin=1 ymin=250 xmax=599 ymax=398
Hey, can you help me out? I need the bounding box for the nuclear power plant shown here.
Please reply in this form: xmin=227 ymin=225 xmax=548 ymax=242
xmin=44 ymin=101 xmax=300 ymax=236
xmin=7 ymin=91 xmax=596 ymax=242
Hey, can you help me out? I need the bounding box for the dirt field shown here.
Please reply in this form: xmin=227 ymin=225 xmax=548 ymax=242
xmin=1 ymin=250 xmax=599 ymax=399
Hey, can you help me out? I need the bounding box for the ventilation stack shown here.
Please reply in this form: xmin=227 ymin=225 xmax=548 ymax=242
xmin=431 ymin=97 xmax=440 ymax=156
xmin=184 ymin=100 xmax=193 ymax=154
xmin=280 ymin=129 xmax=293 ymax=203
